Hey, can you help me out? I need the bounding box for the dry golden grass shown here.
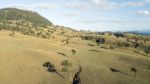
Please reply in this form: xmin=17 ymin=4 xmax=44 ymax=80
xmin=0 ymin=30 xmax=150 ymax=84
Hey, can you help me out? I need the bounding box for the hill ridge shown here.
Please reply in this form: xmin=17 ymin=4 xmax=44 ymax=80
xmin=0 ymin=7 xmax=53 ymax=26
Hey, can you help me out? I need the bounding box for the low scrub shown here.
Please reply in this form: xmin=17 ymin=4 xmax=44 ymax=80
xmin=117 ymin=42 xmax=130 ymax=47
xmin=61 ymin=60 xmax=72 ymax=67
xmin=144 ymin=46 xmax=150 ymax=54
xmin=61 ymin=60 xmax=72 ymax=72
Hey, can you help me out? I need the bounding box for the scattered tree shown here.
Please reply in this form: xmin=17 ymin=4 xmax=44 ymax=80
xmin=43 ymin=61 xmax=64 ymax=78
xmin=61 ymin=60 xmax=72 ymax=72
xmin=61 ymin=60 xmax=72 ymax=67
xmin=96 ymin=38 xmax=105 ymax=46
xmin=72 ymin=49 xmax=76 ymax=56
xmin=144 ymin=46 xmax=150 ymax=54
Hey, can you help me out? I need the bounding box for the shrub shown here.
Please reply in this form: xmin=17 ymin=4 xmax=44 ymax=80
xmin=61 ymin=60 xmax=72 ymax=67
xmin=114 ymin=33 xmax=124 ymax=38
xmin=36 ymin=31 xmax=43 ymax=37
xmin=60 ymin=31 xmax=65 ymax=35
xmin=132 ymin=43 xmax=140 ymax=48
xmin=43 ymin=62 xmax=55 ymax=68
xmin=61 ymin=66 xmax=68 ymax=72
xmin=61 ymin=60 xmax=72 ymax=72
xmin=109 ymin=45 xmax=115 ymax=50
xmin=72 ymin=49 xmax=76 ymax=55
xmin=117 ymin=42 xmax=130 ymax=47
xmin=45 ymin=32 xmax=51 ymax=39
xmin=43 ymin=61 xmax=56 ymax=72
xmin=96 ymin=38 xmax=105 ymax=46
xmin=144 ymin=46 xmax=150 ymax=54
xmin=9 ymin=31 xmax=15 ymax=37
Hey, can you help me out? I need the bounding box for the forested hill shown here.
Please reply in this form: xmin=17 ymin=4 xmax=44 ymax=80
xmin=0 ymin=8 xmax=53 ymax=26
xmin=0 ymin=8 xmax=79 ymax=39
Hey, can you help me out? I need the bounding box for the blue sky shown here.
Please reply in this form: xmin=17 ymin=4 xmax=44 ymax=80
xmin=0 ymin=0 xmax=150 ymax=31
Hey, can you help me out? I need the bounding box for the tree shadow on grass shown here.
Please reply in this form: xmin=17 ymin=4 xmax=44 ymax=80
xmin=43 ymin=62 xmax=65 ymax=78
xmin=109 ymin=68 xmax=129 ymax=76
xmin=89 ymin=49 xmax=103 ymax=52
xmin=57 ymin=52 xmax=67 ymax=57
xmin=87 ymin=44 xmax=95 ymax=47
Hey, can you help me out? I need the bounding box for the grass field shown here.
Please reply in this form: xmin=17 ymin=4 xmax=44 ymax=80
xmin=0 ymin=30 xmax=150 ymax=84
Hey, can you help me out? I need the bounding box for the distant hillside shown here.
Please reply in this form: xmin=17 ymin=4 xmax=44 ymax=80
xmin=129 ymin=30 xmax=150 ymax=35
xmin=0 ymin=8 xmax=79 ymax=39
xmin=0 ymin=8 xmax=53 ymax=26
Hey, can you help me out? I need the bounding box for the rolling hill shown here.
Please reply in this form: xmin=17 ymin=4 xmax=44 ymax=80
xmin=0 ymin=8 xmax=53 ymax=27
xmin=0 ymin=8 xmax=150 ymax=84
xmin=0 ymin=8 xmax=79 ymax=39
xmin=0 ymin=30 xmax=150 ymax=84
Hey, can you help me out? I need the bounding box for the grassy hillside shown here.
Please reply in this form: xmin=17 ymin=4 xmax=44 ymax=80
xmin=0 ymin=8 xmax=150 ymax=84
xmin=0 ymin=8 xmax=79 ymax=40
xmin=0 ymin=8 xmax=53 ymax=26
xmin=0 ymin=30 xmax=150 ymax=84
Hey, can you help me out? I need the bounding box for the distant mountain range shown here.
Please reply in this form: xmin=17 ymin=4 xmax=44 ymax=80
xmin=128 ymin=30 xmax=150 ymax=35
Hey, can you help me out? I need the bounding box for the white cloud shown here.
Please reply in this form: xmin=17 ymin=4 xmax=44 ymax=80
xmin=77 ymin=20 xmax=100 ymax=23
xmin=6 ymin=4 xmax=31 ymax=10
xmin=135 ymin=10 xmax=150 ymax=16
xmin=0 ymin=0 xmax=148 ymax=11
xmin=145 ymin=0 xmax=150 ymax=3
xmin=122 ymin=1 xmax=144 ymax=7
xmin=63 ymin=0 xmax=120 ymax=10
xmin=34 ymin=3 xmax=53 ymax=9
xmin=63 ymin=0 xmax=146 ymax=11
xmin=95 ymin=2 xmax=120 ymax=10
xmin=77 ymin=19 xmax=124 ymax=24
xmin=62 ymin=13 xmax=78 ymax=17
xmin=4 ymin=2 xmax=56 ymax=10
xmin=88 ymin=0 xmax=106 ymax=5
xmin=64 ymin=1 xmax=89 ymax=10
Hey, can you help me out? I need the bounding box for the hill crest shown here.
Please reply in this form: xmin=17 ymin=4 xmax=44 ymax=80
xmin=0 ymin=8 xmax=53 ymax=26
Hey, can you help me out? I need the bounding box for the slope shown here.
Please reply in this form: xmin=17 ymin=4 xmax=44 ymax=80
xmin=0 ymin=30 xmax=150 ymax=84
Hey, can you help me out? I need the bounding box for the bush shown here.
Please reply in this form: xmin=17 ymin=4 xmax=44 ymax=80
xmin=61 ymin=60 xmax=72 ymax=67
xmin=43 ymin=61 xmax=56 ymax=72
xmin=61 ymin=60 xmax=72 ymax=72
xmin=96 ymin=38 xmax=105 ymax=46
xmin=45 ymin=32 xmax=51 ymax=39
xmin=109 ymin=45 xmax=115 ymax=49
xmin=144 ymin=46 xmax=150 ymax=54
xmin=9 ymin=31 xmax=15 ymax=37
xmin=43 ymin=62 xmax=55 ymax=68
xmin=61 ymin=66 xmax=68 ymax=72
xmin=72 ymin=49 xmax=76 ymax=55
xmin=117 ymin=42 xmax=130 ymax=47
xmin=132 ymin=43 xmax=140 ymax=48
